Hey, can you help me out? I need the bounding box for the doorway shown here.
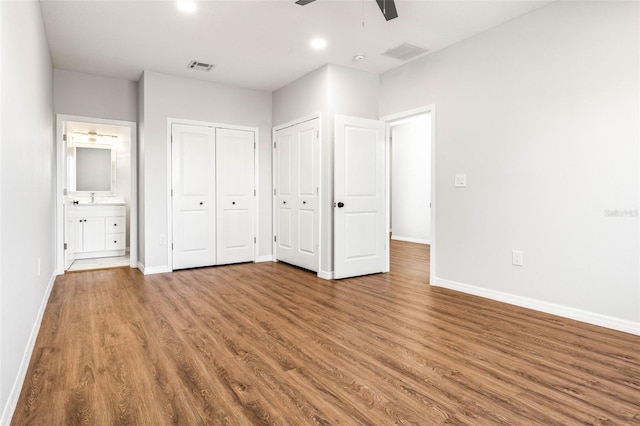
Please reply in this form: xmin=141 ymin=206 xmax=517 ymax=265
xmin=55 ymin=115 xmax=137 ymax=274
xmin=383 ymin=106 xmax=436 ymax=281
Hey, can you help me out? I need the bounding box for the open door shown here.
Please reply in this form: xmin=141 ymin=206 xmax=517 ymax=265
xmin=334 ymin=115 xmax=387 ymax=279
xmin=63 ymin=130 xmax=76 ymax=270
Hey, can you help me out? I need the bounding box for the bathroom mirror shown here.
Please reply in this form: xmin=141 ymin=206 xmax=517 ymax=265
xmin=68 ymin=143 xmax=117 ymax=195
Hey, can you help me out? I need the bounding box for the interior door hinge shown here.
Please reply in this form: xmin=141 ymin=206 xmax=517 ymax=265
xmin=172 ymin=243 xmax=174 ymax=250
xmin=63 ymin=188 xmax=68 ymax=196
xmin=273 ymin=188 xmax=276 ymax=196
xmin=254 ymin=189 xmax=256 ymax=196
xmin=273 ymin=142 xmax=276 ymax=149
xmin=63 ymin=134 xmax=67 ymax=142
xmin=171 ymin=188 xmax=173 ymax=197
xmin=254 ymin=237 xmax=256 ymax=244
xmin=64 ymin=242 xmax=67 ymax=250
xmin=274 ymin=235 xmax=277 ymax=242
xmin=317 ymin=130 xmax=319 ymax=138
xmin=254 ymin=142 xmax=256 ymax=149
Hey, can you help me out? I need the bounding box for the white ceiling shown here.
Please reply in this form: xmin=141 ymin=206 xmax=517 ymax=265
xmin=40 ymin=0 xmax=552 ymax=92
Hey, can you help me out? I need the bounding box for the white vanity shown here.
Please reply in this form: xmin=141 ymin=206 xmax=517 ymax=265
xmin=73 ymin=203 xmax=126 ymax=259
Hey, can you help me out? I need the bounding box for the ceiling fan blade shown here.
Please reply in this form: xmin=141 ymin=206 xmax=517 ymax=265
xmin=295 ymin=0 xmax=317 ymax=5
xmin=375 ymin=0 xmax=398 ymax=21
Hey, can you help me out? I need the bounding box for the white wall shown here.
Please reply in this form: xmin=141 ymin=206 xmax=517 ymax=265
xmin=54 ymin=69 xmax=138 ymax=122
xmin=0 ymin=1 xmax=55 ymax=422
xmin=391 ymin=114 xmax=431 ymax=243
xmin=272 ymin=65 xmax=379 ymax=275
xmin=139 ymin=71 xmax=272 ymax=271
xmin=380 ymin=1 xmax=639 ymax=331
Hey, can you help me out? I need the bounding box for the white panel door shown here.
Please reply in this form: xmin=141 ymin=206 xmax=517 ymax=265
xmin=294 ymin=119 xmax=319 ymax=271
xmin=172 ymin=124 xmax=216 ymax=269
xmin=275 ymin=125 xmax=296 ymax=264
xmin=216 ymin=128 xmax=255 ymax=265
xmin=334 ymin=115 xmax=387 ymax=279
xmin=274 ymin=118 xmax=320 ymax=272
xmin=64 ymin=133 xmax=76 ymax=270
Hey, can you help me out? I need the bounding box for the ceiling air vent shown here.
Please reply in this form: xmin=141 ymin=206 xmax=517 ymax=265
xmin=381 ymin=43 xmax=429 ymax=61
xmin=187 ymin=60 xmax=214 ymax=72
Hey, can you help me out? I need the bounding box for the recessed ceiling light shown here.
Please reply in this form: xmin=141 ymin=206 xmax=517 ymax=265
xmin=310 ymin=38 xmax=327 ymax=50
xmin=177 ymin=0 xmax=197 ymax=13
xmin=353 ymin=54 xmax=366 ymax=62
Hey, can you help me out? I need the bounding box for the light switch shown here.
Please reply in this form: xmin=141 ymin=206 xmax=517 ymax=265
xmin=455 ymin=174 xmax=467 ymax=188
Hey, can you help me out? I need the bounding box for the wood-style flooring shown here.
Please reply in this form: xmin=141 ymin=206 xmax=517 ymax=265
xmin=12 ymin=241 xmax=640 ymax=425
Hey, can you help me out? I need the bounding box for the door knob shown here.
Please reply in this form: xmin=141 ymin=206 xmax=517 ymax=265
xmin=337 ymin=202 xmax=344 ymax=208
xmin=303 ymin=201 xmax=306 ymax=204
xmin=232 ymin=201 xmax=236 ymax=205
xmin=283 ymin=201 xmax=286 ymax=204
xmin=200 ymin=202 xmax=203 ymax=205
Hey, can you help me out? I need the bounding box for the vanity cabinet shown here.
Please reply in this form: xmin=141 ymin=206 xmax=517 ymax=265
xmin=74 ymin=205 xmax=126 ymax=259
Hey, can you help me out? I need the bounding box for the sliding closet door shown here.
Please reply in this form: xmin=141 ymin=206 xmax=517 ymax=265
xmin=172 ymin=124 xmax=216 ymax=269
xmin=274 ymin=118 xmax=319 ymax=272
xmin=216 ymin=128 xmax=255 ymax=265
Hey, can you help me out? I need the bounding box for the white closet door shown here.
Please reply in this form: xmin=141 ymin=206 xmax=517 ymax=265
xmin=274 ymin=118 xmax=319 ymax=272
xmin=216 ymin=128 xmax=255 ymax=265
xmin=294 ymin=119 xmax=319 ymax=271
xmin=275 ymin=125 xmax=296 ymax=264
xmin=172 ymin=124 xmax=216 ymax=270
xmin=334 ymin=115 xmax=386 ymax=279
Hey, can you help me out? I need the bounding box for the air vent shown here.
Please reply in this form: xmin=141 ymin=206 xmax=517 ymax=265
xmin=381 ymin=43 xmax=429 ymax=61
xmin=187 ymin=60 xmax=214 ymax=72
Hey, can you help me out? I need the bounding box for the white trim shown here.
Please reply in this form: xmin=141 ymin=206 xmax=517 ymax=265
xmin=381 ymin=105 xmax=437 ymax=283
xmin=271 ymin=113 xmax=323 ymax=275
xmin=432 ymin=277 xmax=640 ymax=336
xmin=391 ymin=235 xmax=430 ymax=245
xmin=167 ymin=118 xmax=260 ymax=271
xmin=55 ymin=114 xmax=138 ymax=275
xmin=1 ymin=272 xmax=56 ymax=425
xmin=318 ymin=270 xmax=334 ymax=280
xmin=141 ymin=264 xmax=171 ymax=275
xmin=255 ymin=255 xmax=273 ymax=263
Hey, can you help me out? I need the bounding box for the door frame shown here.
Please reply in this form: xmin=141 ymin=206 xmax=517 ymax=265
xmin=166 ymin=118 xmax=260 ymax=271
xmin=55 ymin=114 xmax=138 ymax=274
xmin=271 ymin=112 xmax=322 ymax=275
xmin=381 ymin=105 xmax=436 ymax=282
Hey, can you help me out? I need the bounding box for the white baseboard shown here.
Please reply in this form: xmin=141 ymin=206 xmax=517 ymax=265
xmin=432 ymin=277 xmax=640 ymax=336
xmin=1 ymin=272 xmax=56 ymax=426
xmin=317 ymin=270 xmax=334 ymax=280
xmin=138 ymin=262 xmax=170 ymax=275
xmin=255 ymin=255 xmax=273 ymax=263
xmin=391 ymin=235 xmax=431 ymax=245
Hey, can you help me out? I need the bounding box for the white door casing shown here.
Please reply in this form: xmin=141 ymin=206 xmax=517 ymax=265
xmin=216 ymin=128 xmax=255 ymax=265
xmin=274 ymin=118 xmax=320 ymax=272
xmin=172 ymin=124 xmax=217 ymax=269
xmin=334 ymin=115 xmax=387 ymax=279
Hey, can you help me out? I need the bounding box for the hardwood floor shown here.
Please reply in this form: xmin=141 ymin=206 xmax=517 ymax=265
xmin=12 ymin=241 xmax=640 ymax=425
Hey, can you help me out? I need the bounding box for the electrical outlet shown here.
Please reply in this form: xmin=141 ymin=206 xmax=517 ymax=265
xmin=512 ymin=250 xmax=523 ymax=266
xmin=160 ymin=234 xmax=167 ymax=245
xmin=454 ymin=174 xmax=467 ymax=188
